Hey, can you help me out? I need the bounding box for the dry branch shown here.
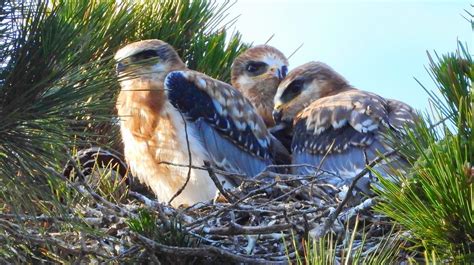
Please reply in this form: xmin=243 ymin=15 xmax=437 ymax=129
xmin=3 ymin=147 xmax=401 ymax=263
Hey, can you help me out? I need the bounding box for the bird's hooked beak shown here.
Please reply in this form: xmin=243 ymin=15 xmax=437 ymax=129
xmin=269 ymin=65 xmax=288 ymax=81
xmin=272 ymin=105 xmax=283 ymax=124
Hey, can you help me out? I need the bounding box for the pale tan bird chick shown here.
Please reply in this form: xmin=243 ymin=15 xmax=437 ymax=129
xmin=231 ymin=45 xmax=289 ymax=127
xmin=115 ymin=39 xmax=287 ymax=206
xmin=272 ymin=61 xmax=417 ymax=193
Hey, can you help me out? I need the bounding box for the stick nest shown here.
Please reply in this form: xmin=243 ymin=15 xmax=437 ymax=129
xmin=1 ymin=160 xmax=405 ymax=264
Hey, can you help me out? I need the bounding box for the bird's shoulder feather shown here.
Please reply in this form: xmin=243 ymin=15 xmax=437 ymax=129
xmin=165 ymin=70 xmax=272 ymax=159
xmin=292 ymin=89 xmax=414 ymax=155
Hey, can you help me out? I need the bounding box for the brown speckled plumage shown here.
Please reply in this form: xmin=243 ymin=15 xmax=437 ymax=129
xmin=231 ymin=45 xmax=288 ymax=127
xmin=173 ymin=70 xmax=272 ymax=157
xmin=273 ymin=61 xmax=417 ymax=188
xmin=115 ymin=40 xmax=289 ymax=206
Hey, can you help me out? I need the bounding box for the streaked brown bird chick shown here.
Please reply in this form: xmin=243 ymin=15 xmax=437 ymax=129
xmin=115 ymin=39 xmax=288 ymax=206
xmin=273 ymin=61 xmax=417 ymax=194
xmin=231 ymin=45 xmax=289 ymax=127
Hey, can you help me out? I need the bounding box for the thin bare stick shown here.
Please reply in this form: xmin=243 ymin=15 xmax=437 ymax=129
xmin=134 ymin=233 xmax=282 ymax=264
xmin=168 ymin=112 xmax=193 ymax=205
xmin=313 ymin=149 xmax=398 ymax=239
xmin=0 ymin=219 xmax=111 ymax=259
xmin=264 ymin=33 xmax=275 ymax=45
xmin=203 ymin=161 xmax=238 ymax=203
xmin=288 ymin=42 xmax=303 ymax=59
xmin=203 ymin=222 xmax=291 ymax=236
xmin=158 ymin=161 xmax=249 ymax=179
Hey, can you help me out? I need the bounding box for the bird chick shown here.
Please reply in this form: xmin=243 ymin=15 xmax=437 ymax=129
xmin=231 ymin=45 xmax=288 ymax=127
xmin=115 ymin=39 xmax=288 ymax=206
xmin=273 ymin=61 xmax=417 ymax=194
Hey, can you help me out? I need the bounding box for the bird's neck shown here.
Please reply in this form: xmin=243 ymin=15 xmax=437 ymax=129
xmin=116 ymin=80 xmax=166 ymax=140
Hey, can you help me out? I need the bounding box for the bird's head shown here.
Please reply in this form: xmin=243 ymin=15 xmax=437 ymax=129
xmin=272 ymin=61 xmax=349 ymax=126
xmin=231 ymin=45 xmax=288 ymax=96
xmin=114 ymin=39 xmax=186 ymax=84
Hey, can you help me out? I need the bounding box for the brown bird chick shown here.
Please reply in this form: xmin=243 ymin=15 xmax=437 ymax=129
xmin=273 ymin=61 xmax=417 ymax=194
xmin=231 ymin=45 xmax=289 ymax=128
xmin=115 ymin=39 xmax=289 ymax=206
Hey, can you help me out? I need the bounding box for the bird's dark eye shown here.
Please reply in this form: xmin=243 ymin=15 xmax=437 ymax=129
xmin=245 ymin=61 xmax=267 ymax=75
xmin=132 ymin=49 xmax=159 ymax=62
xmin=288 ymin=79 xmax=304 ymax=93
xmin=281 ymin=79 xmax=305 ymax=103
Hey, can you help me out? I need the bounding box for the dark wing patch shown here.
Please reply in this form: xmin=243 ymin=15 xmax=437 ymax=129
xmin=165 ymin=71 xmax=271 ymax=160
xmin=292 ymin=119 xmax=375 ymax=155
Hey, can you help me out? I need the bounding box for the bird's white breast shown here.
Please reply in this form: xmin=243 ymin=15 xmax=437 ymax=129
xmin=121 ymin=102 xmax=219 ymax=206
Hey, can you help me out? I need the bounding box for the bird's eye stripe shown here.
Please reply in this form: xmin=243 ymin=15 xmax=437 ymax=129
xmin=132 ymin=50 xmax=159 ymax=61
xmin=247 ymin=61 xmax=267 ymax=67
xmin=245 ymin=61 xmax=268 ymax=75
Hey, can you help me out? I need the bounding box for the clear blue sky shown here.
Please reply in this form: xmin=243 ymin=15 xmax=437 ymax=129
xmin=226 ymin=0 xmax=472 ymax=111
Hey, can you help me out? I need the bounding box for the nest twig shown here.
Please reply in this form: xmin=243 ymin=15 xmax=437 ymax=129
xmin=2 ymin=150 xmax=403 ymax=264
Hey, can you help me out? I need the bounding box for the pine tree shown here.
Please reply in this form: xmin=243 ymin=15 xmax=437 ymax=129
xmin=375 ymin=27 xmax=473 ymax=264
xmin=0 ymin=0 xmax=247 ymax=261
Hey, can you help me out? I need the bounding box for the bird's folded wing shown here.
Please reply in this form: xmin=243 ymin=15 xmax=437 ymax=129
xmin=293 ymin=90 xmax=388 ymax=154
xmin=386 ymin=99 xmax=418 ymax=132
xmin=165 ymin=70 xmax=273 ymax=178
xmin=291 ymin=90 xmax=394 ymax=179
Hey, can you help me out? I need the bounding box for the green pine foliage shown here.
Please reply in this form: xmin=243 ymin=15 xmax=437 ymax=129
xmin=128 ymin=209 xmax=199 ymax=248
xmin=287 ymin=217 xmax=405 ymax=264
xmin=0 ymin=0 xmax=247 ymax=261
xmin=1 ymin=0 xmax=472 ymax=262
xmin=375 ymin=41 xmax=473 ymax=262
xmin=0 ymin=0 xmax=247 ymax=204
